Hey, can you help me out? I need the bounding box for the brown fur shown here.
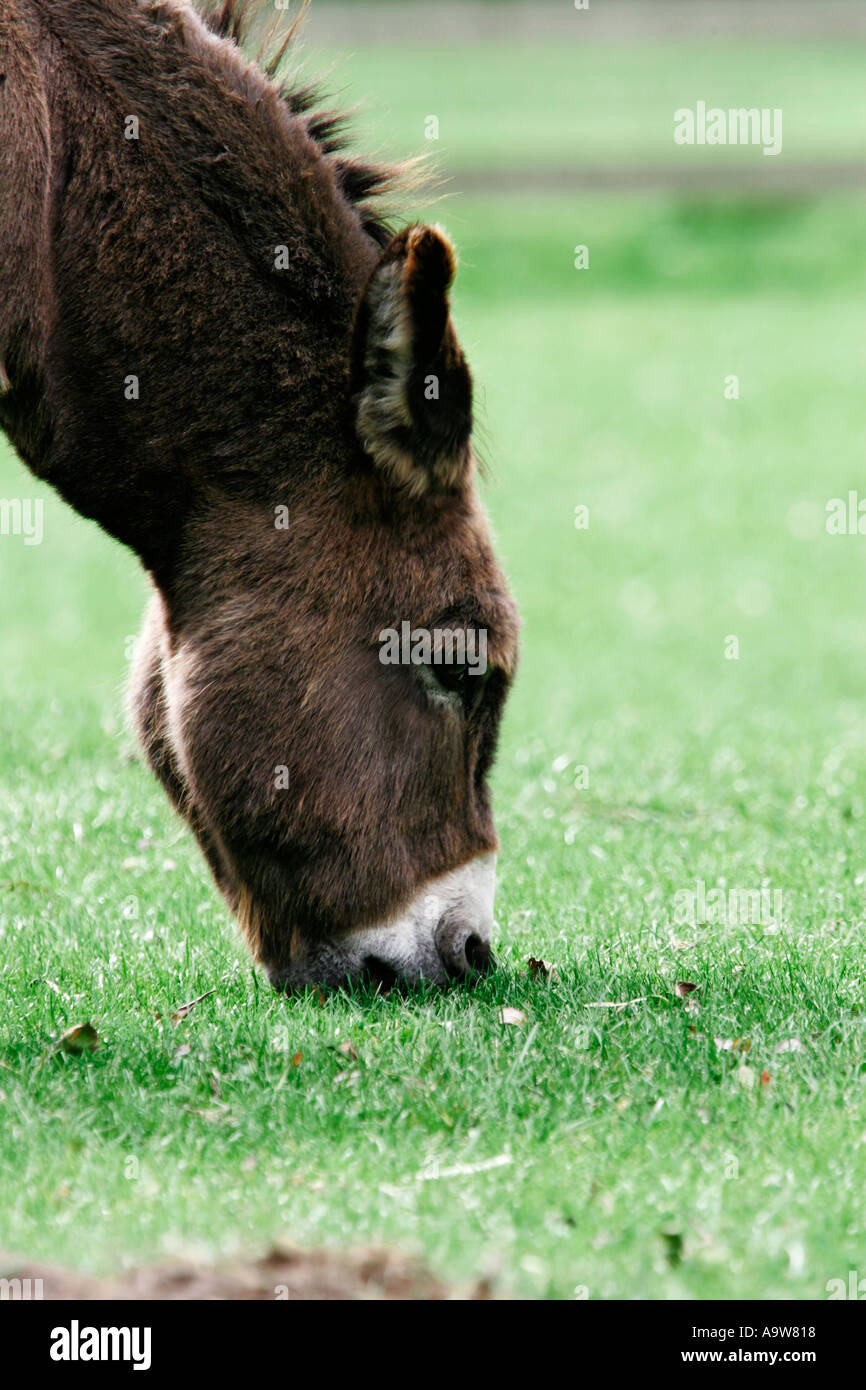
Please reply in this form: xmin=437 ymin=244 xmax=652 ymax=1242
xmin=0 ymin=0 xmax=519 ymax=984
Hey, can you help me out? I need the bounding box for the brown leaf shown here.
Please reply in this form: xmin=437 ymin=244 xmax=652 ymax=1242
xmin=498 ymin=1006 xmax=527 ymax=1026
xmin=291 ymin=1051 xmax=303 ymax=1067
xmin=675 ymin=981 xmax=698 ymax=998
xmin=336 ymin=1041 xmax=358 ymax=1061
xmin=171 ymin=987 xmax=217 ymax=1023
xmin=58 ymin=1022 xmax=99 ymax=1055
xmin=527 ymin=957 xmax=557 ymax=980
xmin=760 ymin=1069 xmax=772 ymax=1088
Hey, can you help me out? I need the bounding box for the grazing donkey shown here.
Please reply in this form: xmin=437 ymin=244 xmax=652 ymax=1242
xmin=0 ymin=0 xmax=519 ymax=988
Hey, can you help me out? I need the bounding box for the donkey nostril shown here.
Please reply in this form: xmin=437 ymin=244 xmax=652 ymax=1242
xmin=464 ymin=934 xmax=492 ymax=973
xmin=360 ymin=955 xmax=398 ymax=992
xmin=437 ymin=925 xmax=493 ymax=980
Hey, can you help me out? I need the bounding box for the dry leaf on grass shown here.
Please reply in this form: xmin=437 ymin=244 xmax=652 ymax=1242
xmin=336 ymin=1041 xmax=358 ymax=1061
xmin=760 ymin=1069 xmax=772 ymax=1088
xmin=58 ymin=1022 xmax=99 ymax=1055
xmin=674 ymin=981 xmax=698 ymax=998
xmin=527 ymin=957 xmax=557 ymax=980
xmin=498 ymin=1006 xmax=527 ymax=1026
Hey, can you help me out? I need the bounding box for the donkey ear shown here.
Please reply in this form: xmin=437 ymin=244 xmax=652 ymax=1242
xmin=351 ymin=225 xmax=473 ymax=496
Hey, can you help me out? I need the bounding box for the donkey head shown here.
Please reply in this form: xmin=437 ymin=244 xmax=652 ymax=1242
xmin=0 ymin=0 xmax=519 ymax=989
xmin=134 ymin=218 xmax=520 ymax=990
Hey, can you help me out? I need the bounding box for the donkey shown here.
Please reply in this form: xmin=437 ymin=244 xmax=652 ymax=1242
xmin=0 ymin=0 xmax=519 ymax=989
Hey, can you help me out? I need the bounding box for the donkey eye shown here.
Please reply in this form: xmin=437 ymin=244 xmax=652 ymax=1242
xmin=425 ymin=661 xmax=491 ymax=714
xmin=430 ymin=663 xmax=471 ymax=698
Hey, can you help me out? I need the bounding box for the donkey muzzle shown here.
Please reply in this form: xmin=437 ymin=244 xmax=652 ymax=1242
xmin=269 ymin=853 xmax=497 ymax=991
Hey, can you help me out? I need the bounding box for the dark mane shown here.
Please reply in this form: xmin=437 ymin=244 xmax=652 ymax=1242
xmin=201 ymin=0 xmax=401 ymax=247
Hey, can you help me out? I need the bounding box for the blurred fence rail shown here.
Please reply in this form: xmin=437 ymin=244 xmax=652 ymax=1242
xmin=300 ymin=1 xmax=866 ymax=44
xmin=454 ymin=161 xmax=866 ymax=195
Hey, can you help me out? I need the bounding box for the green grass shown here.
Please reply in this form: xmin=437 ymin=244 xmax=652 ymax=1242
xmin=3 ymin=32 xmax=866 ymax=1298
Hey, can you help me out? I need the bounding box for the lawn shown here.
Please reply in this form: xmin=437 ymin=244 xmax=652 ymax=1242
xmin=2 ymin=22 xmax=866 ymax=1300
